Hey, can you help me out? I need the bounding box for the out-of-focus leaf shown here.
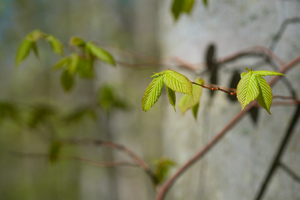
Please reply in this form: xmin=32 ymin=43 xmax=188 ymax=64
xmin=31 ymin=42 xmax=39 ymax=57
xmin=202 ymin=0 xmax=208 ymax=7
xmin=153 ymin=157 xmax=176 ymax=184
xmin=64 ymin=107 xmax=96 ymax=123
xmin=27 ymin=29 xmax=44 ymax=41
xmin=47 ymin=35 xmax=63 ymax=55
xmin=76 ymin=58 xmax=94 ymax=78
xmin=142 ymin=75 xmax=164 ymax=112
xmin=49 ymin=140 xmax=61 ymax=164
xmin=192 ymin=102 xmax=199 ymax=119
xmin=15 ymin=39 xmax=32 ymax=66
xmin=61 ymin=70 xmax=74 ymax=92
xmin=69 ymin=54 xmax=80 ymax=74
xmin=227 ymin=70 xmax=240 ymax=102
xmin=166 ymin=86 xmax=176 ymax=111
xmin=178 ymin=77 xmax=203 ymax=115
xmin=28 ymin=104 xmax=55 ymax=128
xmin=52 ymin=57 xmax=70 ymax=70
xmin=70 ymin=37 xmax=85 ymax=47
xmin=0 ymin=102 xmax=19 ymax=124
xmin=171 ymin=0 xmax=195 ymax=20
xmin=86 ymin=42 xmax=115 ymax=66
xmin=249 ymin=106 xmax=259 ymax=125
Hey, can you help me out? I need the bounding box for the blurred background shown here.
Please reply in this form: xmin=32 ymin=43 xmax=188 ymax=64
xmin=0 ymin=0 xmax=300 ymax=200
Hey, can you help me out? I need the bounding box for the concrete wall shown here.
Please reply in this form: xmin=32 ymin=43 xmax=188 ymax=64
xmin=159 ymin=1 xmax=300 ymax=200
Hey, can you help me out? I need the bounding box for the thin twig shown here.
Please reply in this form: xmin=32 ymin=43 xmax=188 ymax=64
xmin=192 ymin=82 xmax=236 ymax=95
xmin=156 ymin=54 xmax=300 ymax=200
xmin=279 ymin=162 xmax=300 ymax=183
xmin=60 ymin=139 xmax=158 ymax=184
xmin=12 ymin=152 xmax=138 ymax=168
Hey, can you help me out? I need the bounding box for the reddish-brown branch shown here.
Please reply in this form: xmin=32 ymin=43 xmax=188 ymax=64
xmin=13 ymin=152 xmax=138 ymax=168
xmin=192 ymin=81 xmax=237 ymax=95
xmin=156 ymin=54 xmax=300 ymax=200
xmin=60 ymin=139 xmax=158 ymax=184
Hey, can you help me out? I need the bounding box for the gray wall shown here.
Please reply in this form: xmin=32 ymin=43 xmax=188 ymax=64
xmin=159 ymin=0 xmax=300 ymax=200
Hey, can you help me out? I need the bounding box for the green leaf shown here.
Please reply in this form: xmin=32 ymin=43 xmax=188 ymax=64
xmin=192 ymin=102 xmax=199 ymax=119
xmin=47 ymin=36 xmax=63 ymax=55
xmin=86 ymin=42 xmax=115 ymax=66
xmin=142 ymin=75 xmax=164 ymax=112
xmin=236 ymin=72 xmax=259 ymax=110
xmin=52 ymin=57 xmax=70 ymax=70
xmin=69 ymin=54 xmax=80 ymax=74
xmin=15 ymin=39 xmax=32 ymax=66
xmin=171 ymin=0 xmax=195 ymax=20
xmin=166 ymin=86 xmax=176 ymax=111
xmin=252 ymin=70 xmax=285 ymax=77
xmin=153 ymin=158 xmax=176 ymax=184
xmin=31 ymin=42 xmax=39 ymax=57
xmin=202 ymin=0 xmax=208 ymax=7
xmin=27 ymin=30 xmax=44 ymax=41
xmin=61 ymin=70 xmax=74 ymax=92
xmin=178 ymin=78 xmax=203 ymax=115
xmin=256 ymin=76 xmax=273 ymax=114
xmin=70 ymin=37 xmax=85 ymax=47
xmin=49 ymin=140 xmax=61 ymax=164
xmin=0 ymin=102 xmax=19 ymax=124
xmin=98 ymin=85 xmax=115 ymax=110
xmin=241 ymin=72 xmax=248 ymax=78
xmin=76 ymin=58 xmax=94 ymax=78
xmin=163 ymin=70 xmax=193 ymax=97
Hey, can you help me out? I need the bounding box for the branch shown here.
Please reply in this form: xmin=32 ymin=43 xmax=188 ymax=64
xmin=192 ymin=81 xmax=236 ymax=95
xmin=13 ymin=152 xmax=138 ymax=168
xmin=60 ymin=139 xmax=158 ymax=184
xmin=156 ymin=54 xmax=300 ymax=200
xmin=279 ymin=162 xmax=300 ymax=183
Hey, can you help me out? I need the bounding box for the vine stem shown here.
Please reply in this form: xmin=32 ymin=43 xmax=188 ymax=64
xmin=156 ymin=54 xmax=300 ymax=200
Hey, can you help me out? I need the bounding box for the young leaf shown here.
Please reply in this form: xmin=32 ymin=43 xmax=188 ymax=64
xmin=142 ymin=75 xmax=164 ymax=112
xmin=15 ymin=39 xmax=32 ymax=66
xmin=27 ymin=104 xmax=55 ymax=128
xmin=178 ymin=78 xmax=203 ymax=115
xmin=163 ymin=70 xmax=193 ymax=97
xmin=86 ymin=42 xmax=115 ymax=66
xmin=252 ymin=70 xmax=285 ymax=77
xmin=172 ymin=0 xmax=195 ymax=20
xmin=166 ymin=86 xmax=176 ymax=111
xmin=256 ymin=75 xmax=273 ymax=114
xmin=52 ymin=57 xmax=70 ymax=70
xmin=27 ymin=30 xmax=44 ymax=41
xmin=153 ymin=158 xmax=176 ymax=184
xmin=236 ymin=72 xmax=259 ymax=110
xmin=192 ymin=102 xmax=199 ymax=119
xmin=47 ymin=35 xmax=63 ymax=55
xmin=64 ymin=107 xmax=96 ymax=123
xmin=76 ymin=58 xmax=94 ymax=78
xmin=61 ymin=70 xmax=74 ymax=92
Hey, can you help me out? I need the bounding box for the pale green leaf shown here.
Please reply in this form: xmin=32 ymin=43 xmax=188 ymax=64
xmin=192 ymin=102 xmax=199 ymax=119
xmin=27 ymin=30 xmax=44 ymax=41
xmin=241 ymin=72 xmax=247 ymax=78
xmin=52 ymin=57 xmax=70 ymax=70
xmin=237 ymin=72 xmax=260 ymax=110
xmin=47 ymin=36 xmax=63 ymax=55
xmin=86 ymin=42 xmax=115 ymax=66
xmin=163 ymin=70 xmax=193 ymax=96
xmin=256 ymin=76 xmax=272 ymax=114
xmin=142 ymin=75 xmax=164 ymax=112
xmin=178 ymin=78 xmax=203 ymax=115
xmin=166 ymin=86 xmax=176 ymax=111
xmin=61 ymin=70 xmax=74 ymax=92
xmin=172 ymin=0 xmax=195 ymax=20
xmin=15 ymin=39 xmax=32 ymax=66
xmin=252 ymin=70 xmax=285 ymax=77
